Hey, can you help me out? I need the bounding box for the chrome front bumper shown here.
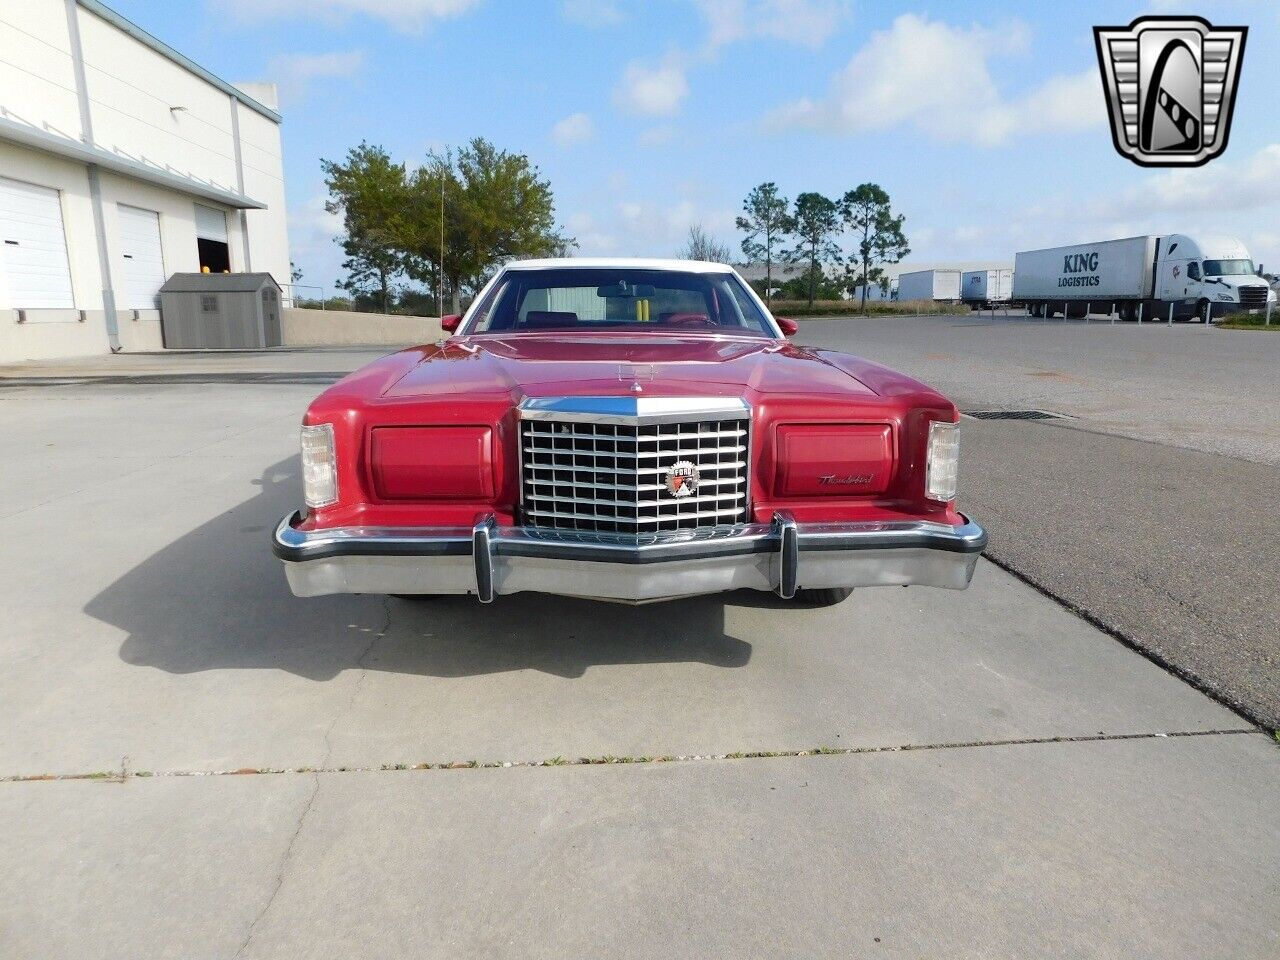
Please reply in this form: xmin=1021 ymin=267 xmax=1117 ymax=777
xmin=273 ymin=512 xmax=987 ymax=603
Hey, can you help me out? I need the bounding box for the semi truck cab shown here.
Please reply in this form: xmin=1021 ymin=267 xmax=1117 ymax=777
xmin=1154 ymin=234 xmax=1275 ymax=320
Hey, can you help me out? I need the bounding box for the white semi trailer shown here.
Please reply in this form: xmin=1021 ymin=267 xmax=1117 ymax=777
xmin=961 ymin=269 xmax=1013 ymax=308
xmin=1013 ymin=234 xmax=1274 ymax=322
xmin=898 ymin=268 xmax=961 ymax=303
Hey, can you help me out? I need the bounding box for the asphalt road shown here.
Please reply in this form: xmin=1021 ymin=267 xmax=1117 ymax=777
xmin=801 ymin=315 xmax=1280 ymax=728
xmin=1 ymin=344 xmax=1277 ymax=958
xmin=798 ymin=312 xmax=1280 ymax=465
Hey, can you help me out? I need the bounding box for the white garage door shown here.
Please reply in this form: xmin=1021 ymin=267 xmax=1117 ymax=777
xmin=118 ymin=204 xmax=165 ymax=310
xmin=194 ymin=203 xmax=228 ymax=243
xmin=0 ymin=176 xmax=75 ymax=310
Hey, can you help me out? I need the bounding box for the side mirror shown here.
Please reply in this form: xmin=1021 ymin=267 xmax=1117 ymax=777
xmin=441 ymin=313 xmax=463 ymax=334
xmin=775 ymin=316 xmax=799 ymax=337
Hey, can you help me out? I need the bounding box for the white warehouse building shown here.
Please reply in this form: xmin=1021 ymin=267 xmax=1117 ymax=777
xmin=0 ymin=0 xmax=289 ymax=362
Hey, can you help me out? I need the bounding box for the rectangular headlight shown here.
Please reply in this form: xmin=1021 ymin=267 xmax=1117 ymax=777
xmin=925 ymin=420 xmax=959 ymax=502
xmin=301 ymin=422 xmax=338 ymax=508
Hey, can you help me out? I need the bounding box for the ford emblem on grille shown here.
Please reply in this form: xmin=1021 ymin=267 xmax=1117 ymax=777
xmin=664 ymin=460 xmax=699 ymax=498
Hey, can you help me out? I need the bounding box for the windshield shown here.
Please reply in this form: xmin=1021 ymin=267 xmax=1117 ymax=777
xmin=1202 ymin=259 xmax=1255 ymax=277
xmin=464 ymin=267 xmax=777 ymax=336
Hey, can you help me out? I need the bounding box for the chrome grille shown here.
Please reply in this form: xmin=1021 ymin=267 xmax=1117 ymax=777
xmin=521 ymin=415 xmax=750 ymax=534
xmin=1237 ymin=285 xmax=1268 ymax=309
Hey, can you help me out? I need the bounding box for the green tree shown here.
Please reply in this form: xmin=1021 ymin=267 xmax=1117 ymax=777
xmin=778 ymin=267 xmax=844 ymax=302
xmin=840 ymin=183 xmax=910 ymax=312
xmin=401 ymin=138 xmax=571 ymax=311
xmin=785 ymin=192 xmax=841 ymax=307
xmin=735 ymin=182 xmax=792 ymax=304
xmin=321 ymin=142 xmax=409 ymax=313
xmin=398 ymin=152 xmax=461 ymax=312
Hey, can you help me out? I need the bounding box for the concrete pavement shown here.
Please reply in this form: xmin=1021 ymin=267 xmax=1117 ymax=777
xmin=2 ymin=349 xmax=1277 ymax=959
xmin=5 ymin=734 xmax=1276 ymax=960
xmin=799 ymin=315 xmax=1280 ymax=727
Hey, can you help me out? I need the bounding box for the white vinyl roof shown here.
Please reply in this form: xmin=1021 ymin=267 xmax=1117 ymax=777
xmin=504 ymin=257 xmax=736 ymax=272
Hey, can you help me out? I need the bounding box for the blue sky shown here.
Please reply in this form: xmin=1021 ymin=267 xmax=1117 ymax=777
xmin=113 ymin=0 xmax=1280 ymax=293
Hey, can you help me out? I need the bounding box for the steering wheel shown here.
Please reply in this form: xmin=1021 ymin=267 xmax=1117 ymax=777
xmin=663 ymin=312 xmax=716 ymax=328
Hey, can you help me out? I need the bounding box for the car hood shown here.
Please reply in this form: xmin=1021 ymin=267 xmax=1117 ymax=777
xmin=382 ymin=334 xmax=879 ymax=400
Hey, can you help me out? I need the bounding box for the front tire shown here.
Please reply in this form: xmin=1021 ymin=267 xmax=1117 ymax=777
xmin=792 ymin=587 xmax=854 ymax=607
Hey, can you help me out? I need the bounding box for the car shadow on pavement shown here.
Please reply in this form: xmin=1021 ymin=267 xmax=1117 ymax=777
xmin=91 ymin=457 xmax=752 ymax=681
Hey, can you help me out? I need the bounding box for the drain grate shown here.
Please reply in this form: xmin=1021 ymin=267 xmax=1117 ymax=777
xmin=963 ymin=410 xmax=1063 ymax=421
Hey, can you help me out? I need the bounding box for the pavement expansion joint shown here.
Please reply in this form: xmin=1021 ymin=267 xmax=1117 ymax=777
xmin=0 ymin=728 xmax=1261 ymax=785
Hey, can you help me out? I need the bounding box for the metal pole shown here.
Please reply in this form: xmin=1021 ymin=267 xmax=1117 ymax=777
xmin=1085 ymin=301 xmax=1090 ymax=323
xmin=1110 ymin=302 xmax=1115 ymax=325
xmin=438 ymin=169 xmax=445 ymax=320
xmin=1063 ymin=301 xmax=1067 ymax=322
xmin=1168 ymin=302 xmax=1174 ymax=326
xmin=1138 ymin=302 xmax=1143 ymax=324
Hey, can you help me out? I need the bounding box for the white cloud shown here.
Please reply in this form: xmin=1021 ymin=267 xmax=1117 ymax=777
xmin=290 ymin=193 xmax=342 ymax=245
xmin=266 ymin=50 xmax=364 ymax=103
xmin=609 ymin=0 xmax=846 ymax=121
xmin=565 ymin=212 xmax=617 ymax=254
xmin=911 ymin=145 xmax=1280 ymax=275
xmin=551 ymin=112 xmax=595 ymax=147
xmin=1003 ymin=69 xmax=1103 ymax=136
xmin=224 ymin=0 xmax=480 ymax=32
xmin=697 ymin=0 xmax=849 ymax=51
xmin=287 ymin=192 xmax=345 ymax=291
xmin=561 ymin=0 xmax=624 ymax=27
xmin=614 ymin=56 xmax=689 ymax=115
xmin=612 ymin=197 xmax=737 ymax=255
xmin=1051 ymin=144 xmax=1280 ymax=223
xmin=769 ymin=13 xmax=1103 ymax=146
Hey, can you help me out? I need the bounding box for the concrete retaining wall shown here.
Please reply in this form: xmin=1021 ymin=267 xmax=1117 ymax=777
xmin=1 ymin=308 xmax=162 ymax=362
xmin=1 ymin=306 xmax=438 ymax=364
xmin=281 ymin=308 xmax=442 ymax=347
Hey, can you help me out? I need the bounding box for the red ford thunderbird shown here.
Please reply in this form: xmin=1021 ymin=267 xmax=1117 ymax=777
xmin=273 ymin=259 xmax=985 ymax=606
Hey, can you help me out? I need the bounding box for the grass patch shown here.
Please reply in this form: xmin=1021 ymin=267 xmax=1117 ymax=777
xmin=1217 ymin=310 xmax=1278 ymax=330
xmin=767 ymin=298 xmax=964 ymax=318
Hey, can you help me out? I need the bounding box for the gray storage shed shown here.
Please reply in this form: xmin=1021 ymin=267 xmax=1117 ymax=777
xmin=159 ymin=273 xmax=283 ymax=348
